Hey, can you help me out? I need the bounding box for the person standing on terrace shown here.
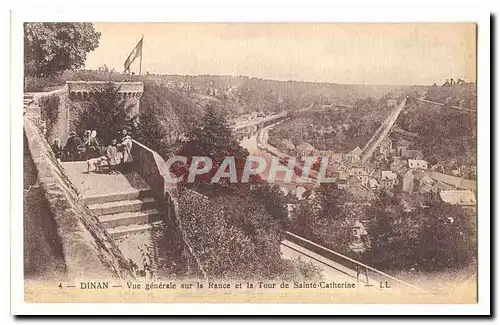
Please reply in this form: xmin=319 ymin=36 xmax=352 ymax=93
xmin=119 ymin=128 xmax=134 ymax=172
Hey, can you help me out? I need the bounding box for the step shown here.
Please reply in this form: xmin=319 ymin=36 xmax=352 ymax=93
xmin=98 ymin=208 xmax=162 ymax=229
xmin=107 ymin=221 xmax=164 ymax=238
xmin=88 ymin=197 xmax=157 ymax=216
xmin=83 ymin=189 xmax=154 ymax=205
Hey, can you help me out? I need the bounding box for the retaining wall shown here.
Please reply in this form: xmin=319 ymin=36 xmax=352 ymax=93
xmin=23 ymin=117 xmax=135 ymax=281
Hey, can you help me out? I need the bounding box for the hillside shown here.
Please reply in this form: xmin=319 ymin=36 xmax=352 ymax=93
xmin=26 ymin=69 xmax=428 ymax=114
xmin=424 ymin=82 xmax=476 ymax=110
xmin=26 ymin=69 xmax=430 ymax=158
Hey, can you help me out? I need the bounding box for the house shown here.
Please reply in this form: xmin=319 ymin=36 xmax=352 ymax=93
xmin=396 ymin=139 xmax=411 ymax=156
xmin=380 ymin=170 xmax=398 ymax=188
xmin=439 ymin=190 xmax=476 ymax=206
xmin=296 ymin=142 xmax=316 ymax=157
xmin=349 ymin=146 xmax=363 ymax=156
xmin=402 ymin=149 xmax=423 ymax=159
xmin=350 ymin=175 xmax=369 ymax=187
xmin=402 ymin=169 xmax=414 ymax=193
xmin=369 ymin=177 xmax=381 ymax=189
xmin=431 ymin=181 xmax=455 ymax=193
xmin=390 ymin=157 xmax=407 ymax=175
xmin=428 ymin=171 xmax=476 ymax=191
xmin=338 ymin=170 xmax=349 ymax=180
xmin=408 ymin=159 xmax=428 ymax=170
xmin=379 ymin=138 xmax=393 ymax=156
xmin=344 ymin=146 xmax=362 ymax=164
xmin=344 ymin=154 xmax=361 ymax=164
xmin=348 ymin=167 xmax=369 ymax=187
xmin=413 ymin=169 xmax=434 ymax=186
xmin=337 ymin=179 xmax=349 ymax=190
xmin=387 ymin=99 xmax=398 ymax=107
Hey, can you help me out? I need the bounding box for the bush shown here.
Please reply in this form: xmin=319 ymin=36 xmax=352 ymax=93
xmin=362 ymin=192 xmax=476 ymax=273
xmin=73 ymin=82 xmax=133 ymax=144
xmin=178 ymin=188 xmax=315 ymax=280
xmin=38 ymin=94 xmax=60 ymax=139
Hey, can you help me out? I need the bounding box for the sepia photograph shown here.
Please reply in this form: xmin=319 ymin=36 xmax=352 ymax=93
xmin=11 ymin=8 xmax=490 ymax=315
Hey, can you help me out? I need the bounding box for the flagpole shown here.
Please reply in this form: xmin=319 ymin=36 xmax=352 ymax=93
xmin=139 ymin=35 xmax=143 ymax=76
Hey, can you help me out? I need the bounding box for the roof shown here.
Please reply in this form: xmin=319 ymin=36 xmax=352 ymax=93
xmin=429 ymin=171 xmax=476 ymax=190
xmin=348 ymin=146 xmax=362 ymax=156
xmin=408 ymin=159 xmax=427 ymax=164
xmin=381 ymin=170 xmax=397 ymax=180
xmin=432 ymin=181 xmax=454 ymax=192
xmin=439 ymin=190 xmax=476 ymax=206
xmin=397 ymin=139 xmax=411 ymax=146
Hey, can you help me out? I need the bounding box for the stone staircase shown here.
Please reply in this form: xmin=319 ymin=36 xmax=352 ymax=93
xmin=24 ymin=93 xmax=34 ymax=107
xmin=82 ymin=188 xmax=164 ymax=238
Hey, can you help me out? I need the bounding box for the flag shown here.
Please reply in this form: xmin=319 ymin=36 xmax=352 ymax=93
xmin=124 ymin=37 xmax=143 ymax=72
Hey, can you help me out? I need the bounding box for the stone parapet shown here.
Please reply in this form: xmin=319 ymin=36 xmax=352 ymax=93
xmin=23 ymin=117 xmax=135 ymax=281
xmin=66 ymin=81 xmax=144 ymax=101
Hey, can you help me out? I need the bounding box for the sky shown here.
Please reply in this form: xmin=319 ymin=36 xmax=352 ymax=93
xmin=84 ymin=23 xmax=476 ymax=86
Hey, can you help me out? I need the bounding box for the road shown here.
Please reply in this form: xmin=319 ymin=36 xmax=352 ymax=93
xmin=418 ymin=98 xmax=476 ymax=113
xmin=360 ymin=97 xmax=407 ymax=163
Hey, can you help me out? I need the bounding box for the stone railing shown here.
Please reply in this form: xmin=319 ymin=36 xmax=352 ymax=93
xmin=23 ymin=117 xmax=135 ymax=281
xmin=284 ymin=232 xmax=428 ymax=294
xmin=130 ymin=140 xmax=207 ymax=279
xmin=131 ymin=140 xmax=167 ymax=200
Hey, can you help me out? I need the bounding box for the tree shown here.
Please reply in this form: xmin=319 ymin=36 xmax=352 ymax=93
xmin=133 ymin=82 xmax=182 ymax=156
xmin=178 ymin=188 xmax=313 ymax=280
xmin=24 ymin=23 xmax=100 ymax=77
xmin=175 ymin=105 xmax=249 ymax=191
xmin=290 ymin=184 xmax=356 ymax=256
xmin=363 ymin=191 xmax=476 ymax=273
xmin=73 ymin=82 xmax=133 ymax=144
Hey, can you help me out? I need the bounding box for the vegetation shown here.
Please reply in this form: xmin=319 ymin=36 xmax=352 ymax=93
xmin=425 ymin=81 xmax=476 ymax=110
xmin=398 ymin=84 xmax=477 ymax=169
xmin=38 ymin=94 xmax=60 ymax=140
xmin=173 ymin=105 xmax=250 ymax=192
xmin=24 ymin=23 xmax=100 ymax=77
xmin=269 ymin=94 xmax=398 ymax=154
xmin=178 ymin=186 xmax=320 ymax=280
xmin=288 ymin=184 xmax=357 ymax=257
xmin=73 ymin=82 xmax=133 ymax=144
xmin=362 ymin=191 xmax=476 ymax=273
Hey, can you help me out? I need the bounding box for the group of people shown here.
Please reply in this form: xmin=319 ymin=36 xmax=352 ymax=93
xmin=52 ymin=128 xmax=134 ymax=174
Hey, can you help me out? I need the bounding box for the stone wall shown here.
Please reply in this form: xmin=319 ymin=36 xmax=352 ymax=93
xmin=36 ymin=86 xmax=70 ymax=144
xmin=129 ymin=139 xmax=207 ymax=278
xmin=67 ymin=81 xmax=143 ymax=118
xmin=23 ymin=117 xmax=135 ymax=281
xmin=24 ymin=131 xmax=67 ymax=280
xmin=34 ymin=81 xmax=144 ymax=145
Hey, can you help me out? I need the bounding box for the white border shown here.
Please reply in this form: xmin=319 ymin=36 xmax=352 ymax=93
xmin=9 ymin=1 xmax=491 ymax=316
